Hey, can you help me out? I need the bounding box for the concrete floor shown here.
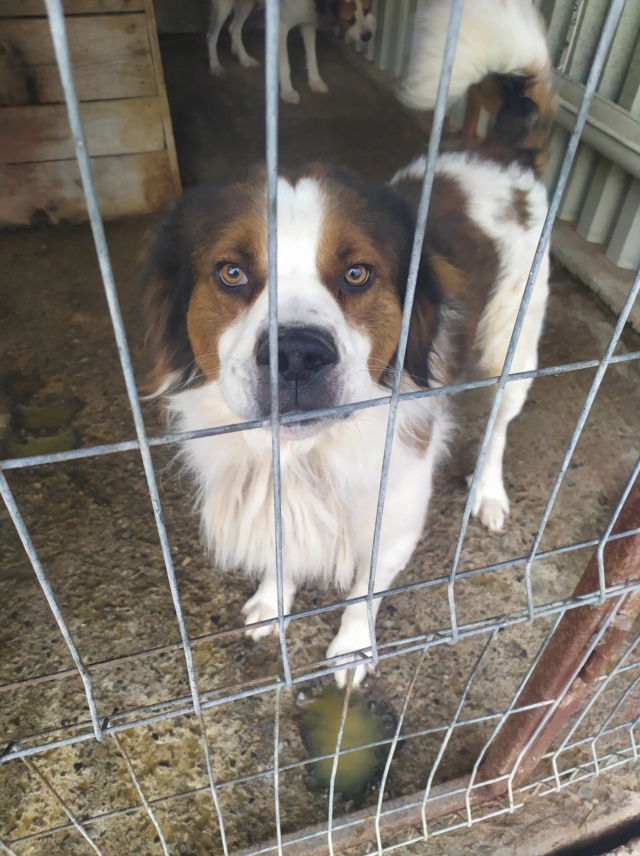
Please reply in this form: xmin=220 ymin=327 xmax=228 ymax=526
xmin=1 ymin=31 xmax=640 ymax=856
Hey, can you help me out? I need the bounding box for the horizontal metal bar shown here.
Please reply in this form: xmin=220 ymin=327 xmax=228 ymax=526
xmin=0 ymin=472 xmax=103 ymax=740
xmin=2 ymin=522 xmax=639 ymax=700
xmin=4 ymin=699 xmax=556 ymax=848
xmin=2 ymin=351 xmax=639 ymax=472
xmin=11 ymin=724 xmax=640 ymax=854
xmin=5 ymin=573 xmax=640 ymax=766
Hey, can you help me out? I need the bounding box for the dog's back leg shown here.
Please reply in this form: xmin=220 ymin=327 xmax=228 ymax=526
xmin=471 ymin=257 xmax=550 ymax=532
xmin=279 ymin=23 xmax=300 ymax=104
xmin=230 ymin=0 xmax=260 ymax=69
xmin=208 ymin=0 xmax=235 ymax=76
xmin=300 ymin=23 xmax=328 ymax=94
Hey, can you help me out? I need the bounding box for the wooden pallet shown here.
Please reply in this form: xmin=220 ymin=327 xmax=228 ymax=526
xmin=0 ymin=0 xmax=181 ymax=227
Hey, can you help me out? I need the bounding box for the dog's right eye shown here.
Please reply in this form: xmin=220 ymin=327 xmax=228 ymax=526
xmin=218 ymin=263 xmax=248 ymax=288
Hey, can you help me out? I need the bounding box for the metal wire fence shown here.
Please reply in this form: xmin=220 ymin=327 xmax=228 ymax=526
xmin=1 ymin=0 xmax=640 ymax=853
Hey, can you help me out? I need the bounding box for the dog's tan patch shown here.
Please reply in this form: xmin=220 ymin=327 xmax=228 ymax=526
xmin=187 ymin=193 xmax=268 ymax=381
xmin=398 ymin=420 xmax=432 ymax=457
xmin=315 ymin=176 xmax=404 ymax=382
xmin=337 ymin=0 xmax=372 ymax=21
xmin=142 ymin=167 xmax=269 ymax=390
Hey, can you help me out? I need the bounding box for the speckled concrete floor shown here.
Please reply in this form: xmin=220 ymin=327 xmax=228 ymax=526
xmin=1 ymin=30 xmax=639 ymax=856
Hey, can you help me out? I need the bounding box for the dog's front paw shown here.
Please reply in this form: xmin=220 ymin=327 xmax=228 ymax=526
xmin=209 ymin=64 xmax=226 ymax=78
xmin=281 ymin=89 xmax=300 ymax=105
xmin=242 ymin=592 xmax=280 ymax=640
xmin=326 ymin=625 xmax=374 ymax=689
xmin=469 ymin=475 xmax=510 ymax=532
xmin=240 ymin=56 xmax=260 ymax=69
xmin=309 ymin=79 xmax=329 ymax=94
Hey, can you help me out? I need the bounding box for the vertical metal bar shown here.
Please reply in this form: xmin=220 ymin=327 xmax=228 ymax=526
xmin=504 ymin=598 xmax=626 ymax=807
xmin=522 ymin=269 xmax=640 ymax=617
xmin=546 ymin=0 xmax=581 ymax=67
xmin=364 ymin=0 xmax=465 ymax=670
xmin=375 ymin=649 xmax=428 ymax=853
xmin=597 ymin=456 xmax=640 ymax=601
xmin=464 ymin=612 xmax=565 ymax=822
xmin=422 ymin=629 xmax=498 ymax=839
xmin=392 ymin=0 xmax=412 ymax=79
xmin=550 ymin=633 xmax=640 ymax=785
xmin=576 ymin=159 xmax=629 ymax=243
xmin=477 ymin=468 xmax=640 ymax=796
xmin=448 ymin=0 xmax=628 ymax=641
xmin=591 ymin=670 xmax=640 ymax=775
xmin=42 ymin=1 xmax=229 ymax=848
xmin=630 ymin=709 xmax=640 ymax=761
xmin=327 ymin=672 xmax=355 ymax=856
xmin=606 ymin=179 xmax=640 ymax=271
xmin=0 ymin=840 xmax=19 ymax=856
xmin=273 ymin=685 xmax=284 ymax=856
xmin=264 ymin=0 xmax=292 ymax=689
xmin=111 ymin=732 xmax=170 ymax=855
xmin=0 ymin=472 xmax=103 ymax=741
xmin=557 ymin=144 xmax=597 ymax=222
xmin=22 ymin=757 xmax=103 ymax=855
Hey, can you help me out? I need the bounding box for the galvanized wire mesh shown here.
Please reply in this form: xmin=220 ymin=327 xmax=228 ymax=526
xmin=1 ymin=0 xmax=640 ymax=853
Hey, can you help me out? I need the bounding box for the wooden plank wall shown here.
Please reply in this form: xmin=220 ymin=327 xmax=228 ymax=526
xmin=0 ymin=0 xmax=181 ymax=227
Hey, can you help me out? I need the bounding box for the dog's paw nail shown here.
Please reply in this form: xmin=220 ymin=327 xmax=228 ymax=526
xmin=472 ymin=495 xmax=509 ymax=532
xmin=326 ymin=631 xmax=374 ymax=688
xmin=242 ymin=595 xmax=280 ymax=639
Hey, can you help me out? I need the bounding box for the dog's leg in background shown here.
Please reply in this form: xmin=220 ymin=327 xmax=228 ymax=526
xmin=278 ymin=23 xmax=300 ymax=104
xmin=300 ymin=23 xmax=329 ymax=94
xmin=229 ymin=0 xmax=259 ymax=69
xmin=471 ymin=258 xmax=550 ymax=532
xmin=242 ymin=566 xmax=297 ymax=640
xmin=208 ymin=0 xmax=234 ymax=76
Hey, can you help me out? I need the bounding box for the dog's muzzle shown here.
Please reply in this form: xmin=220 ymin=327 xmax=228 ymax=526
xmin=255 ymin=325 xmax=340 ymax=415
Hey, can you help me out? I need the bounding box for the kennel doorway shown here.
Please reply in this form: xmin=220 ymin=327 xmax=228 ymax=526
xmin=1 ymin=0 xmax=640 ymax=854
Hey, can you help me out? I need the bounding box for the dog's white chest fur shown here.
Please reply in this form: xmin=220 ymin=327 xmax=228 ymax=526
xmin=168 ymin=386 xmax=444 ymax=591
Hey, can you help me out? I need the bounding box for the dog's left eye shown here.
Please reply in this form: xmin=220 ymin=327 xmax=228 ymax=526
xmin=218 ymin=263 xmax=248 ymax=287
xmin=343 ymin=264 xmax=371 ymax=288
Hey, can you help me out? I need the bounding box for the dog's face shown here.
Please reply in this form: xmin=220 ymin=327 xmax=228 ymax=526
xmin=336 ymin=0 xmax=376 ymax=44
xmin=143 ymin=165 xmax=442 ymax=439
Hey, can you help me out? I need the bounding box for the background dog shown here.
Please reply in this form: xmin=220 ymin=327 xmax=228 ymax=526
xmin=207 ymin=0 xmax=376 ymax=103
xmin=145 ymin=0 xmax=555 ymax=686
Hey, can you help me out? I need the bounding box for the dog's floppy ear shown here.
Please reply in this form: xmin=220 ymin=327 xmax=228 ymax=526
xmin=384 ymin=183 xmax=444 ymax=391
xmin=141 ymin=194 xmax=201 ymax=394
xmin=391 ymin=173 xmax=494 ymax=391
xmin=401 ymin=259 xmax=444 ymax=389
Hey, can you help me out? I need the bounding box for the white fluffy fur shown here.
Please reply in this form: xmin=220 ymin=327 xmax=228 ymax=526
xmin=396 ymin=0 xmax=550 ymax=110
xmin=207 ymin=0 xmax=376 ymax=104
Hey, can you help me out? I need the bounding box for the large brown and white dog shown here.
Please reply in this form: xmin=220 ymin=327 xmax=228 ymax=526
xmin=208 ymin=0 xmax=376 ymax=103
xmin=144 ymin=0 xmax=555 ymax=686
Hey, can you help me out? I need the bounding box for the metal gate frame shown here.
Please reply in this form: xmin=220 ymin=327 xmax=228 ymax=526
xmin=1 ymin=0 xmax=640 ymax=853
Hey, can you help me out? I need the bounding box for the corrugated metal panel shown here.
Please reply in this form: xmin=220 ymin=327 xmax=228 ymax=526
xmin=343 ymin=0 xmax=640 ymax=285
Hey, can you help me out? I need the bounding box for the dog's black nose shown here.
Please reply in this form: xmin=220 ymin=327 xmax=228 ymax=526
xmin=361 ymin=30 xmax=372 ymax=42
xmin=256 ymin=327 xmax=338 ymax=385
